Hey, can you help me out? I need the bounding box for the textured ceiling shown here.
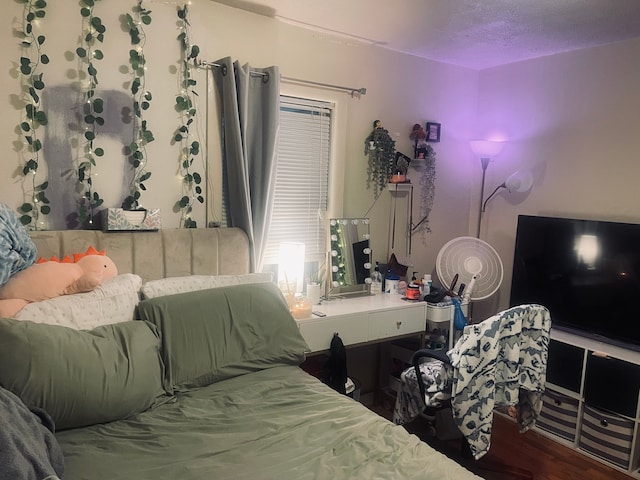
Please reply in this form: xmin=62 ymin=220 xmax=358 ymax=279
xmin=212 ymin=0 xmax=640 ymax=69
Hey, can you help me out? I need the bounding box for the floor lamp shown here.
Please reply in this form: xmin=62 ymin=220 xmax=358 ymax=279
xmin=482 ymin=169 xmax=534 ymax=214
xmin=470 ymin=140 xmax=535 ymax=238
xmin=470 ymin=140 xmax=505 ymax=238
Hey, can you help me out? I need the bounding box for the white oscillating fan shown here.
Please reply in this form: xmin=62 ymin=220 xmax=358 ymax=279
xmin=435 ymin=236 xmax=504 ymax=301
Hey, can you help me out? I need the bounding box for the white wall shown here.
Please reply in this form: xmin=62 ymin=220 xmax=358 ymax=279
xmin=473 ymin=38 xmax=640 ymax=320
xmin=0 ymin=0 xmax=477 ymax=279
xmin=3 ymin=1 xmax=640 ymax=321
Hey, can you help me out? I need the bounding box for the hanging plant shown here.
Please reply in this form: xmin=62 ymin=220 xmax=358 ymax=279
xmin=414 ymin=149 xmax=437 ymax=235
xmin=409 ymin=123 xmax=437 ymax=235
xmin=17 ymin=0 xmax=50 ymax=228
xmin=75 ymin=0 xmax=106 ymax=227
xmin=122 ymin=0 xmax=154 ymax=211
xmin=173 ymin=4 xmax=203 ymax=228
xmin=364 ymin=119 xmax=396 ymax=197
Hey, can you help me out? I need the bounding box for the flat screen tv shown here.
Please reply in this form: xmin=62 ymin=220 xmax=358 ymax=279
xmin=510 ymin=214 xmax=640 ymax=352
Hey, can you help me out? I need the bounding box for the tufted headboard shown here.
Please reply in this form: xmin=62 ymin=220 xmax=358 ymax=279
xmin=28 ymin=227 xmax=250 ymax=283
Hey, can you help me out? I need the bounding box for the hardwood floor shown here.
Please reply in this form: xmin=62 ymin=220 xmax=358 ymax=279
xmin=370 ymin=396 xmax=634 ymax=480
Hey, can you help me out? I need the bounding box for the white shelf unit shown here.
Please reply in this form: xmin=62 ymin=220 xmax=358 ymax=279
xmin=537 ymin=329 xmax=640 ymax=478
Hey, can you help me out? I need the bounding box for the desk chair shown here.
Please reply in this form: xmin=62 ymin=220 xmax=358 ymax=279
xmin=393 ymin=304 xmax=551 ymax=479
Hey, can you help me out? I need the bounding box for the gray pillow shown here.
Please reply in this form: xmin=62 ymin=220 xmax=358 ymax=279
xmin=0 ymin=318 xmax=166 ymax=430
xmin=138 ymin=282 xmax=309 ymax=392
xmin=140 ymin=273 xmax=273 ymax=299
xmin=14 ymin=273 xmax=142 ymax=329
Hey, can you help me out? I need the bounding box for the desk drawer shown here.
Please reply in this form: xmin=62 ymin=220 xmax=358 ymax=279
xmin=368 ymin=307 xmax=425 ymax=340
xmin=297 ymin=314 xmax=369 ymax=353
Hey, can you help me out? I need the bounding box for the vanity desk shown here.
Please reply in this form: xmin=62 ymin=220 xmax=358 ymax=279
xmin=295 ymin=294 xmax=427 ymax=354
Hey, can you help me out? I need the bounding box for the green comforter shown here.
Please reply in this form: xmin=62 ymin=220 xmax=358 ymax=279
xmin=57 ymin=366 xmax=481 ymax=480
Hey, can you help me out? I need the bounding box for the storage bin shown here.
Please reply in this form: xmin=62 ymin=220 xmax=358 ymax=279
xmin=579 ymin=404 xmax=634 ymax=469
xmin=103 ymin=208 xmax=161 ymax=231
xmin=426 ymin=303 xmax=468 ymax=322
xmin=537 ymin=388 xmax=579 ymax=442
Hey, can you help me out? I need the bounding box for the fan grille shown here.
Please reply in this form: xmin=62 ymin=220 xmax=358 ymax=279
xmin=435 ymin=236 xmax=503 ymax=300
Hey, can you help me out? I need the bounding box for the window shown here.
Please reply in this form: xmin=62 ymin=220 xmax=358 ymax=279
xmin=262 ymin=96 xmax=332 ymax=269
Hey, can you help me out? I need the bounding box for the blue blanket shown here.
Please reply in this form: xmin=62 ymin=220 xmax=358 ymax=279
xmin=0 ymin=203 xmax=37 ymax=288
xmin=0 ymin=386 xmax=64 ymax=480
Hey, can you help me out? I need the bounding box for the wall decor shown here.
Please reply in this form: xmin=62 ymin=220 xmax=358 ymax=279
xmin=17 ymin=0 xmax=51 ymax=229
xmin=174 ymin=4 xmax=204 ymax=228
xmin=391 ymin=152 xmax=411 ymax=183
xmin=426 ymin=122 xmax=441 ymax=142
xmin=76 ymin=0 xmax=107 ymax=227
xmin=121 ymin=0 xmax=154 ymax=211
xmin=409 ymin=123 xmax=429 ymax=158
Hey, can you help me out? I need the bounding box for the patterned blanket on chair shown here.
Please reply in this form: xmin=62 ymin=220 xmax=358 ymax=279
xmin=394 ymin=304 xmax=551 ymax=461
xmin=449 ymin=304 xmax=551 ymax=459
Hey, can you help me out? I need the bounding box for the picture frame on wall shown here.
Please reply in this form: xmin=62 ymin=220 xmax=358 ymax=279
xmin=426 ymin=122 xmax=441 ymax=142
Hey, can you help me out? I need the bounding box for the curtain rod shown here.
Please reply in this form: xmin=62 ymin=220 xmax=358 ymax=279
xmin=198 ymin=60 xmax=366 ymax=97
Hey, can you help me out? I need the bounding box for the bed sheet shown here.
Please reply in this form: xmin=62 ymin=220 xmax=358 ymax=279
xmin=56 ymin=366 xmax=482 ymax=480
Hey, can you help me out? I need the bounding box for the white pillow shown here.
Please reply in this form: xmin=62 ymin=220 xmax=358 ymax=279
xmin=140 ymin=273 xmax=273 ymax=299
xmin=14 ymin=274 xmax=142 ymax=330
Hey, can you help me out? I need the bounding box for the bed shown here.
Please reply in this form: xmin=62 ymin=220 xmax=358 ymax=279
xmin=1 ymin=227 xmax=482 ymax=480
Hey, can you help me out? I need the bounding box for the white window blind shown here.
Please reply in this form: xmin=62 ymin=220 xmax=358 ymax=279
xmin=262 ymin=96 xmax=332 ymax=265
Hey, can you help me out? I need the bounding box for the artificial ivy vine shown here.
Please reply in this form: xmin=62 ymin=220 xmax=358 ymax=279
xmin=415 ymin=151 xmax=436 ymax=235
xmin=17 ymin=0 xmax=51 ymax=228
xmin=174 ymin=4 xmax=204 ymax=228
xmin=122 ymin=0 xmax=154 ymax=211
xmin=408 ymin=123 xmax=437 ymax=235
xmin=75 ymin=0 xmax=106 ymax=227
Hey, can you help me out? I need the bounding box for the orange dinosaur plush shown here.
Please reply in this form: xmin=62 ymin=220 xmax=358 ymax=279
xmin=0 ymin=247 xmax=118 ymax=318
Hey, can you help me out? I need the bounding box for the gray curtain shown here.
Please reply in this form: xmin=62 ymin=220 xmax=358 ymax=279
xmin=214 ymin=57 xmax=280 ymax=272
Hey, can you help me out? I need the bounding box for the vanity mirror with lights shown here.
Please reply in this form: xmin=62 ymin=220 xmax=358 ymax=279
xmin=328 ymin=218 xmax=372 ymax=297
